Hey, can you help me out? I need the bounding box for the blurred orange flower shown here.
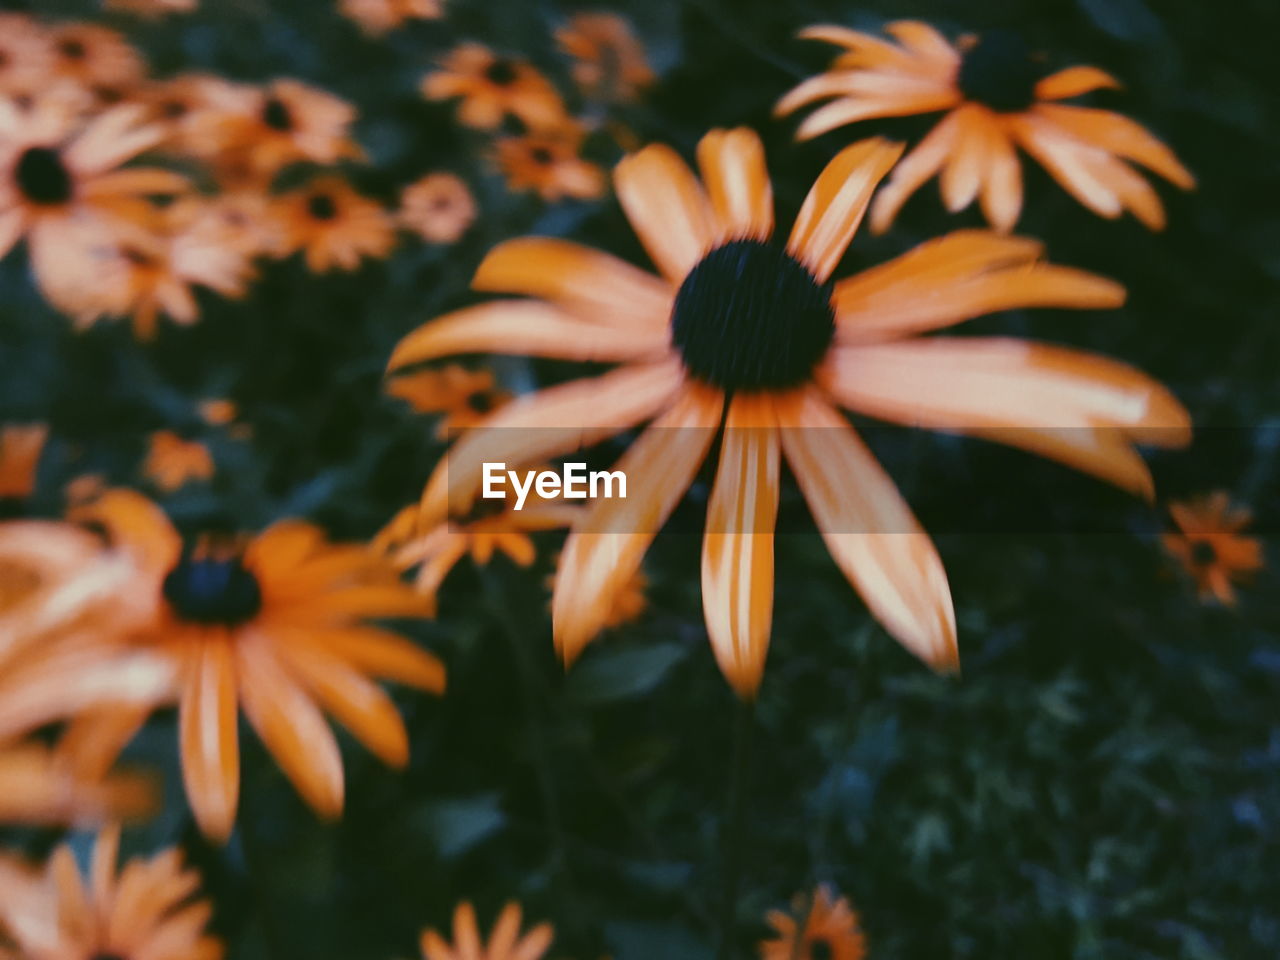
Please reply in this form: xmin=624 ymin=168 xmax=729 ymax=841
xmin=0 ymin=826 xmax=222 ymax=960
xmin=47 ymin=22 xmax=147 ymax=98
xmin=339 ymin=0 xmax=445 ymax=36
xmin=494 ymin=125 xmax=606 ymax=202
xmin=556 ymin=12 xmax=655 ymax=103
xmin=218 ymin=79 xmax=362 ymax=178
xmin=399 ymin=172 xmax=477 ymax=245
xmin=270 ymin=175 xmax=397 ymax=273
xmin=1162 ymin=491 xmax=1264 ymax=606
xmin=0 ymin=14 xmax=55 ymax=100
xmin=135 ymin=74 xmax=261 ymax=160
xmin=67 ymin=490 xmax=445 ymax=842
xmin=198 ymin=398 xmax=238 ymax=426
xmin=143 ymin=431 xmax=215 ymax=492
xmin=391 ymin=127 xmax=1190 ymax=697
xmin=420 ymin=901 xmax=553 ymax=960
xmin=386 ymin=363 xmax=509 ymax=438
xmin=760 ymin=886 xmax=867 ymax=960
xmin=777 ymin=22 xmax=1194 ymax=231
xmin=422 ymin=43 xmax=567 ymax=131
xmin=0 ymin=424 xmax=48 ymax=502
xmin=0 ymin=741 xmax=155 ymax=826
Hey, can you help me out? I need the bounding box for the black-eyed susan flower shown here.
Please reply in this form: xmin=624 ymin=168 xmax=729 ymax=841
xmin=556 ymin=12 xmax=655 ymax=103
xmin=386 ymin=363 xmax=510 ymax=439
xmin=143 ymin=431 xmax=215 ymax=492
xmin=134 ymin=73 xmax=261 ymax=160
xmin=1162 ymin=491 xmax=1263 ymax=606
xmin=339 ymin=0 xmax=445 ymax=36
xmin=66 ymin=490 xmax=445 ymax=842
xmin=0 ymin=99 xmax=188 ymax=316
xmin=399 ymin=172 xmax=477 ymax=245
xmin=269 ymin=175 xmax=397 ymax=273
xmin=760 ymin=886 xmax=866 ymax=960
xmin=0 ymin=14 xmax=54 ymax=101
xmin=377 ymin=496 xmax=580 ymax=614
xmin=389 ymin=127 xmax=1190 ymax=697
xmin=420 ymin=901 xmax=553 ymax=960
xmin=0 ymin=741 xmax=155 ymax=826
xmin=0 ymin=424 xmax=48 ymax=506
xmin=47 ymin=22 xmax=147 ymax=99
xmin=422 ymin=43 xmax=568 ymax=131
xmin=0 ymin=826 xmax=222 ymax=960
xmin=218 ymin=79 xmax=362 ymax=179
xmin=494 ymin=124 xmax=606 ymax=202
xmin=777 ymin=22 xmax=1194 ymax=231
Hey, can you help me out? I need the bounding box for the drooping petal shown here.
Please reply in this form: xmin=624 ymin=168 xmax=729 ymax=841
xmin=777 ymin=389 xmax=958 ymax=671
xmin=869 ymin=110 xmax=964 ymax=233
xmin=883 ymin=20 xmax=962 ymax=67
xmin=820 ymin=337 xmax=1191 ymax=496
xmin=315 ymin=626 xmax=447 ymax=693
xmin=1008 ymin=114 xmax=1124 ymax=219
xmin=1035 ymin=65 xmax=1122 ymax=101
xmin=614 ymin=143 xmax=716 ymax=283
xmin=793 ymin=88 xmax=958 ymax=141
xmin=1033 ymin=103 xmax=1195 ymax=188
xmin=701 ymin=393 xmax=781 ymax=698
xmin=788 ymin=137 xmax=904 ymax=282
xmin=178 ymin=638 xmax=240 ymax=843
xmin=472 ymin=237 xmax=673 ymax=329
xmin=939 ymin=106 xmax=993 ymax=213
xmin=387 ymin=301 xmax=669 ymax=372
xmin=553 ymin=384 xmax=723 ymax=665
xmin=979 ymin=121 xmax=1024 ymax=231
xmin=696 ymin=128 xmax=774 ymax=241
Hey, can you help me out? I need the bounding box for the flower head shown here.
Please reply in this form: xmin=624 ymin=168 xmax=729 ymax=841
xmin=390 ymin=127 xmax=1190 ymax=697
xmin=1162 ymin=491 xmax=1263 ymax=606
xmin=760 ymin=886 xmax=866 ymax=960
xmin=494 ymin=125 xmax=606 ymax=202
xmin=399 ymin=172 xmax=477 ymax=245
xmin=777 ymin=22 xmax=1194 ymax=231
xmin=47 ymin=22 xmax=147 ymax=99
xmin=340 ymin=0 xmax=445 ymax=36
xmin=216 ymin=79 xmax=362 ymax=179
xmin=420 ymin=901 xmax=553 ymax=960
xmin=422 ymin=43 xmax=568 ymax=131
xmin=0 ymin=14 xmax=55 ymax=100
xmin=386 ymin=364 xmax=510 ymax=439
xmin=143 ymin=431 xmax=215 ymax=492
xmin=556 ymin=12 xmax=654 ymax=103
xmin=269 ymin=176 xmax=396 ymax=273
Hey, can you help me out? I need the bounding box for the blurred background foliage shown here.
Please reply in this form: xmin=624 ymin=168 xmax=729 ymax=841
xmin=1 ymin=0 xmax=1278 ymax=958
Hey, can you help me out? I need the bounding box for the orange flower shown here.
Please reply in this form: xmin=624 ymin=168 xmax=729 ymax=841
xmin=390 ymin=127 xmax=1190 ymax=697
xmin=760 ymin=886 xmax=867 ymax=960
xmin=422 ymin=43 xmax=568 ymax=131
xmin=47 ymin=22 xmax=147 ymax=98
xmin=269 ymin=175 xmax=397 ymax=272
xmin=386 ymin=364 xmax=510 ymax=438
xmin=217 ymin=79 xmax=362 ymax=179
xmin=399 ymin=172 xmax=477 ymax=244
xmin=339 ymin=0 xmax=445 ymax=36
xmin=66 ymin=490 xmax=445 ymax=842
xmin=0 ymin=741 xmax=155 ymax=826
xmin=0 ymin=99 xmax=188 ymax=317
xmin=556 ymin=12 xmax=655 ymax=103
xmin=0 ymin=14 xmax=55 ymax=100
xmin=378 ymin=496 xmax=580 ymax=614
xmin=143 ymin=431 xmax=215 ymax=492
xmin=1162 ymin=491 xmax=1264 ymax=606
xmin=777 ymin=22 xmax=1194 ymax=231
xmin=198 ymin=398 xmax=238 ymax=426
xmin=135 ymin=74 xmax=261 ymax=160
xmin=0 ymin=826 xmax=222 ymax=960
xmin=494 ymin=125 xmax=606 ymax=202
xmin=0 ymin=424 xmax=48 ymax=502
xmin=105 ymin=0 xmax=200 ymax=17
xmin=420 ymin=901 xmax=553 ymax=960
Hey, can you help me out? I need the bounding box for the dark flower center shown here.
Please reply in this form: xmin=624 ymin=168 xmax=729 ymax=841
xmin=308 ymin=193 xmax=338 ymax=220
xmin=957 ymin=30 xmax=1044 ymax=113
xmin=162 ymin=555 xmax=262 ymax=626
xmin=58 ymin=39 xmax=87 ymax=60
xmin=529 ymin=146 xmax=554 ymax=165
xmin=671 ymin=239 xmax=835 ymax=391
xmin=808 ymin=941 xmax=834 ymax=960
xmin=467 ymin=391 xmax=494 ymax=414
xmin=1190 ymin=540 xmax=1218 ymax=567
xmin=14 ymin=146 xmax=74 ymax=206
xmin=262 ymin=96 xmax=293 ymax=131
xmin=162 ymin=99 xmax=189 ymax=119
xmin=485 ymin=59 xmax=518 ymax=86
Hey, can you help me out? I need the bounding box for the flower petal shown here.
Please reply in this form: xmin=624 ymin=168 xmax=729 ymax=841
xmin=869 ymin=110 xmax=964 ymax=233
xmin=179 ymin=638 xmax=240 ymax=843
xmin=614 ymin=143 xmax=717 ymax=283
xmin=1034 ymin=103 xmax=1194 ymax=188
xmin=696 ymin=128 xmax=774 ymax=241
xmin=1035 ymin=65 xmax=1122 ymax=101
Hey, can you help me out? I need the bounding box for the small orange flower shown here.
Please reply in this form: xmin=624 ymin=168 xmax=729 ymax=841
xmin=399 ymin=172 xmax=478 ymax=245
xmin=387 ymin=364 xmax=510 ymax=438
xmin=1162 ymin=491 xmax=1264 ymax=606
xmin=66 ymin=490 xmax=445 ymax=842
xmin=135 ymin=74 xmax=261 ymax=160
xmin=556 ymin=12 xmax=655 ymax=103
xmin=777 ymin=22 xmax=1194 ymax=231
xmin=340 ymin=0 xmax=445 ymax=36
xmin=378 ymin=497 xmax=580 ymax=614
xmin=420 ymin=901 xmax=553 ymax=960
xmin=0 ymin=424 xmax=48 ymax=502
xmin=422 ymin=43 xmax=568 ymax=131
xmin=0 ymin=741 xmax=155 ymax=826
xmin=0 ymin=14 xmax=55 ymax=100
xmin=105 ymin=0 xmax=200 ymax=17
xmin=760 ymin=886 xmax=867 ymax=960
xmin=270 ymin=176 xmax=397 ymax=272
xmin=217 ymin=79 xmax=362 ymax=179
xmin=494 ymin=126 xmax=606 ymax=202
xmin=0 ymin=826 xmax=222 ymax=960
xmin=47 ymin=22 xmax=147 ymax=98
xmin=199 ymin=398 xmax=238 ymax=426
xmin=143 ymin=431 xmax=215 ymax=492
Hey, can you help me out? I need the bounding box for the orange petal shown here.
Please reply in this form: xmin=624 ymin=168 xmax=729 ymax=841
xmin=939 ymin=106 xmax=993 ymax=213
xmin=316 ymin=626 xmax=446 ymax=693
xmin=614 ymin=143 xmax=716 ymax=283
xmin=387 ymin=301 xmax=669 ymax=372
xmin=979 ymin=121 xmax=1023 ymax=231
xmin=71 ymin=488 xmax=182 ymax=579
xmin=179 ymin=638 xmax=240 ymax=843
xmin=702 ymin=394 xmax=781 ymax=698
xmin=1008 ymin=114 xmax=1124 ymax=219
xmin=696 ymin=128 xmax=774 ymax=241
xmin=869 ymin=110 xmax=963 ymax=233
xmin=788 ymin=137 xmax=904 ymax=282
xmin=883 ymin=20 xmax=962 ymax=66
xmin=1035 ymin=65 xmax=1122 ymax=101
xmin=472 ymin=237 xmax=672 ymax=329
xmin=820 ymin=337 xmax=1191 ymax=497
xmin=777 ymin=389 xmax=958 ymax=671
xmin=1034 ymin=103 xmax=1194 ymax=188
xmin=57 ymin=704 xmax=151 ymax=780
xmin=793 ymin=88 xmax=958 ymax=141
xmin=553 ymin=383 xmax=723 ymax=665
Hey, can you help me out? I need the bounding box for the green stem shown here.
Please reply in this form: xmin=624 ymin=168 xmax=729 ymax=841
xmin=716 ymin=697 xmax=756 ymax=960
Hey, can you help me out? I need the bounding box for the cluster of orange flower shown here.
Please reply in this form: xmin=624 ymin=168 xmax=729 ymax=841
xmin=0 ymin=4 xmax=1268 ymax=960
